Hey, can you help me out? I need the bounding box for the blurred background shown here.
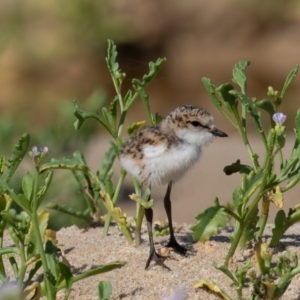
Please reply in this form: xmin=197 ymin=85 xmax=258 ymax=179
xmin=1 ymin=0 xmax=300 ymax=229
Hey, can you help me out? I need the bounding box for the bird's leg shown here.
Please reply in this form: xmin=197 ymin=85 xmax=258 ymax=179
xmin=144 ymin=195 xmax=170 ymax=271
xmin=164 ymin=181 xmax=187 ymax=254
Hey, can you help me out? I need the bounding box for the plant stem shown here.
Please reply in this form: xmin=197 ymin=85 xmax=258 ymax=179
xmin=256 ymin=195 xmax=270 ymax=238
xmin=17 ymin=242 xmax=27 ymax=288
xmin=225 ymin=221 xmax=244 ymax=266
xmin=103 ymin=170 xmax=126 ymax=236
xmin=275 ymin=266 xmax=300 ymax=297
xmin=32 ymin=170 xmax=55 ymax=299
xmin=0 ymin=195 xmax=14 ymax=278
xmin=133 ymin=179 xmax=144 ymax=247
xmin=110 ymin=71 xmax=124 ymax=112
xmin=232 ymin=107 xmax=259 ymax=169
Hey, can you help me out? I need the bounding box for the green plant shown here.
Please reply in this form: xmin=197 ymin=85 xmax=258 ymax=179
xmin=47 ymin=39 xmax=166 ymax=247
xmin=0 ymin=136 xmax=125 ymax=299
xmin=191 ymin=61 xmax=300 ymax=299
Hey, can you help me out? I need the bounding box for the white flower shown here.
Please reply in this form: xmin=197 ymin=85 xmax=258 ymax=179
xmin=42 ymin=146 xmax=49 ymax=155
xmin=31 ymin=146 xmax=40 ymax=157
xmin=272 ymin=112 xmax=287 ymax=125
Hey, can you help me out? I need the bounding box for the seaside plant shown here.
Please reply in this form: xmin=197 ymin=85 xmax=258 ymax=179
xmin=191 ymin=61 xmax=300 ymax=299
xmin=46 ymin=39 xmax=166 ymax=247
xmin=0 ymin=39 xmax=165 ymax=300
xmin=0 ymin=137 xmax=125 ymax=299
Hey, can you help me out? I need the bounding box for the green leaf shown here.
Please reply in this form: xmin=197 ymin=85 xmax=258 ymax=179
xmin=99 ymin=145 xmax=118 ymax=181
xmin=123 ymin=90 xmax=132 ymax=106
xmin=0 ymin=246 xmax=20 ymax=256
xmin=45 ymin=240 xmax=59 ymax=285
xmin=4 ymin=133 xmax=30 ymax=182
xmin=25 ymin=260 xmax=42 ymax=285
xmin=100 ymin=191 xmax=133 ymax=244
xmin=255 ymin=99 xmax=275 ymax=117
xmin=0 ymin=178 xmax=31 ymax=214
xmin=216 ymin=83 xmax=237 ymax=110
xmin=294 ymin=108 xmax=300 ymax=141
xmin=213 ymin=263 xmax=238 ymax=284
xmin=106 ymin=39 xmax=119 ymax=73
xmin=190 ymin=198 xmax=229 ymax=241
xmin=26 ymin=241 xmax=35 ymax=260
xmin=216 ymin=261 xmax=253 ymax=292
xmin=223 ymin=160 xmax=252 ymax=176
xmin=232 ymin=188 xmax=244 ymax=215
xmin=104 ymin=178 xmax=114 ymax=198
xmin=102 ymin=107 xmax=113 ymax=126
xmin=22 ymin=172 xmax=34 ymax=201
xmin=240 ymin=206 xmax=259 ymax=248
xmin=39 ymin=157 xmax=90 ymax=174
xmin=26 ymin=210 xmax=49 ymax=254
xmin=109 ymin=96 xmax=118 ymax=128
xmin=127 ymin=121 xmax=146 ymax=136
xmin=98 ymin=281 xmax=112 ymax=300
xmin=1 ymin=212 xmax=19 ymax=230
xmin=73 ymin=100 xmax=117 ymax=138
xmin=280 ymin=65 xmax=299 ymax=99
xmin=71 ymin=262 xmax=126 ymax=285
xmin=8 ymin=256 xmax=18 ymax=278
xmin=232 ymin=61 xmax=250 ymax=93
xmin=202 ymin=77 xmax=222 ymax=110
xmin=0 ymin=156 xmax=5 ymax=175
xmin=58 ymin=262 xmax=73 ymax=292
xmin=230 ymin=90 xmax=263 ymax=131
xmin=139 ymin=90 xmax=153 ymax=125
xmin=235 ymin=259 xmax=252 ymax=286
xmin=45 ymin=269 xmax=57 ymax=287
xmin=37 ymin=171 xmax=53 ymax=207
xmin=269 ymin=204 xmax=300 ymax=247
xmin=47 ymin=202 xmax=91 ymax=223
xmin=242 ymin=170 xmax=264 ymax=203
xmin=132 ymin=58 xmax=166 ymax=90
xmin=151 ymin=113 xmax=163 ymax=126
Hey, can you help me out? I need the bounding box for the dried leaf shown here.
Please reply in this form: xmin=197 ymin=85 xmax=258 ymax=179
xmin=194 ymin=279 xmax=232 ymax=300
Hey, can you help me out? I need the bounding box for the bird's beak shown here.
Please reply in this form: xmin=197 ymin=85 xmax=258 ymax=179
xmin=210 ymin=127 xmax=228 ymax=137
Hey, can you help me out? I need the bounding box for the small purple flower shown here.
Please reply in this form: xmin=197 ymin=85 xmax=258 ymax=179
xmin=31 ymin=146 xmax=40 ymax=158
xmin=161 ymin=287 xmax=188 ymax=300
xmin=272 ymin=112 xmax=287 ymax=125
xmin=30 ymin=146 xmax=49 ymax=166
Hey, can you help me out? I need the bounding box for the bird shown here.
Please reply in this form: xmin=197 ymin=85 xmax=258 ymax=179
xmin=120 ymin=104 xmax=228 ymax=269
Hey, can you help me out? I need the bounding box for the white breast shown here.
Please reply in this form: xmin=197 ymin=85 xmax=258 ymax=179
xmin=144 ymin=142 xmax=202 ymax=187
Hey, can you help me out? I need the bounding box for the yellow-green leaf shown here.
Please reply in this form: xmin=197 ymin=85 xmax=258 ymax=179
xmin=129 ymin=193 xmax=154 ymax=209
xmin=26 ymin=210 xmax=49 ymax=253
xmin=194 ymin=279 xmax=232 ymax=300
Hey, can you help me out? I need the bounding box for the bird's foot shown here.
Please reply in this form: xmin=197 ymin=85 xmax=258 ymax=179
xmin=166 ymin=237 xmax=187 ymax=255
xmin=145 ymin=248 xmax=170 ymax=271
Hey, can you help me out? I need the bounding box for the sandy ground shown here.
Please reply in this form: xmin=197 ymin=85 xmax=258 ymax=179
xmin=53 ymin=222 xmax=300 ymax=300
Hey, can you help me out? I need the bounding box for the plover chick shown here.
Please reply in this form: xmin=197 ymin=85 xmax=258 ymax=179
xmin=120 ymin=104 xmax=228 ymax=270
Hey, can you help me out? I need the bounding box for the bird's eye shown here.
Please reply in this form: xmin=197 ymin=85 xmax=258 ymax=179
xmin=191 ymin=121 xmax=201 ymax=127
